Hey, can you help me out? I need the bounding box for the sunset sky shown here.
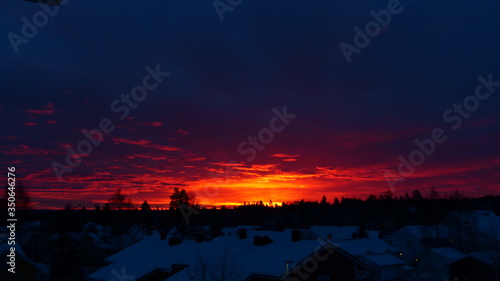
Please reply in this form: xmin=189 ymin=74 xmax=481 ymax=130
xmin=1 ymin=0 xmax=500 ymax=209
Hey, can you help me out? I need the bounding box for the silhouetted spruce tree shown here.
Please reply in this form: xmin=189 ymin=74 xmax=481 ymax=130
xmin=141 ymin=200 xmax=151 ymax=211
xmin=449 ymin=189 xmax=464 ymax=200
xmin=333 ymin=197 xmax=340 ymax=206
xmin=379 ymin=190 xmax=393 ymax=200
xmin=427 ymin=187 xmax=440 ymax=199
xmin=404 ymin=192 xmax=411 ymax=200
xmin=169 ymin=187 xmax=189 ymax=210
xmin=321 ymin=195 xmax=328 ymax=205
xmin=108 ymin=188 xmax=134 ymax=210
xmin=412 ymin=189 xmax=423 ymax=200
xmin=140 ymin=200 xmax=153 ymax=230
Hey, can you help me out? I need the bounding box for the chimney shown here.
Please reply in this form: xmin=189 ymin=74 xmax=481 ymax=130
xmin=196 ymin=233 xmax=204 ymax=243
xmin=160 ymin=232 xmax=167 ymax=240
xmin=254 ymin=235 xmax=273 ymax=246
xmin=239 ymin=229 xmax=247 ymax=239
xmin=291 ymin=230 xmax=301 ymax=242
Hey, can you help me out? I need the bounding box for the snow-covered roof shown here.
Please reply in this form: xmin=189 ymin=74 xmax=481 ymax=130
xmin=389 ymin=225 xmax=449 ymax=240
xmin=0 ymin=242 xmax=48 ymax=273
xmin=334 ymin=238 xmax=398 ymax=256
xmin=469 ymin=251 xmax=500 ymax=268
xmin=429 ymin=247 xmax=467 ymax=263
xmin=89 ymin=226 xmax=402 ymax=281
xmin=446 ymin=210 xmax=497 ymax=219
xmin=362 ymin=254 xmax=406 ymax=267
xmin=440 ymin=210 xmax=500 ymax=240
xmin=88 ymin=227 xmax=394 ymax=281
xmin=89 ymin=229 xmax=324 ymax=280
xmin=474 ymin=216 xmax=500 ymax=239
xmin=442 ymin=210 xmax=497 ymax=228
xmin=162 ymin=267 xmax=189 ymax=281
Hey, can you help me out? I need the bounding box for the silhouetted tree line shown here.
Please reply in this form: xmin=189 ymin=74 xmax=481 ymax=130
xmin=3 ymin=187 xmax=500 ymax=233
xmin=171 ymin=188 xmax=500 ymax=232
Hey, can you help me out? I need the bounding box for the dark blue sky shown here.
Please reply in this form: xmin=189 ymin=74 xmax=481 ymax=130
xmin=1 ymin=0 xmax=500 ymax=208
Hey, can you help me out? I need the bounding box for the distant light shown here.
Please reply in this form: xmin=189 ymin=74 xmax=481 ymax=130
xmin=399 ymin=253 xmax=403 ymax=256
xmin=415 ymin=258 xmax=418 ymax=262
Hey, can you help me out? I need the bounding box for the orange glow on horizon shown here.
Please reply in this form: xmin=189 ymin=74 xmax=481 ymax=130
xmin=186 ymin=173 xmax=329 ymax=207
xmin=21 ymin=158 xmax=500 ymax=209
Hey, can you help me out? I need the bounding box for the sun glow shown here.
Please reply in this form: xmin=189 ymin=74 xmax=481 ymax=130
xmin=187 ymin=173 xmax=320 ymax=206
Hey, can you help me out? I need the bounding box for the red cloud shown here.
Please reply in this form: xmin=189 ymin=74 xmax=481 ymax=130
xmin=25 ymin=102 xmax=56 ymax=116
xmin=235 ymin=164 xmax=280 ymax=172
xmin=152 ymin=144 xmax=180 ymax=152
xmin=3 ymin=145 xmax=51 ymax=155
xmin=116 ymin=121 xmax=163 ymax=129
xmin=187 ymin=156 xmax=207 ymax=161
xmin=132 ymin=154 xmax=168 ymax=160
xmin=315 ymin=166 xmax=387 ymax=182
xmin=211 ymin=162 xmax=243 ymax=167
xmin=271 ymin=153 xmax=300 ymax=158
xmin=113 ymin=138 xmax=152 ymax=146
xmin=182 ymin=151 xmax=206 ymax=162
xmin=112 ymin=137 xmax=180 ymax=151
xmin=145 ymin=122 xmax=163 ymax=127
xmin=46 ymin=120 xmax=57 ymax=124
xmin=23 ymin=122 xmax=37 ymax=126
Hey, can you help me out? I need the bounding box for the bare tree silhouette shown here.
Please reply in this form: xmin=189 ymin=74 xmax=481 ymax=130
xmin=187 ymin=248 xmax=244 ymax=281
